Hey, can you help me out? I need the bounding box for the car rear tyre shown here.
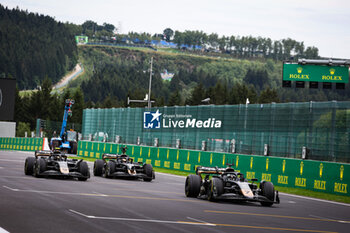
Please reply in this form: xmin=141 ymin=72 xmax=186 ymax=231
xmin=185 ymin=175 xmax=201 ymax=197
xmin=260 ymin=181 xmax=275 ymax=206
xmin=208 ymin=177 xmax=224 ymax=201
xmin=24 ymin=157 xmax=36 ymax=175
xmin=93 ymin=160 xmax=104 ymax=176
xmin=143 ymin=164 xmax=153 ymax=182
xmin=78 ymin=161 xmax=89 ymax=181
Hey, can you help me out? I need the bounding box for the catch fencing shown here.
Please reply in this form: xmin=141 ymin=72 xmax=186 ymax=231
xmin=81 ymin=101 xmax=350 ymax=163
xmin=35 ymin=119 xmax=81 ymax=138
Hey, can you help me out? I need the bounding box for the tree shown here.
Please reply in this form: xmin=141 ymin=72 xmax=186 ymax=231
xmin=305 ymin=46 xmax=319 ymax=59
xmin=72 ymin=88 xmax=84 ymax=124
xmin=102 ymin=95 xmax=114 ymax=108
xmin=258 ymin=88 xmax=279 ymax=103
xmin=16 ymin=122 xmax=31 ymax=137
xmin=187 ymin=83 xmax=206 ymax=105
xmin=244 ymin=69 xmax=269 ymax=90
xmin=82 ymin=20 xmax=98 ymax=34
xmin=40 ymin=77 xmax=53 ymax=120
xmin=168 ymin=90 xmax=181 ymax=106
xmin=163 ymin=28 xmax=174 ymax=42
xmin=173 ymin=31 xmax=184 ymax=48
xmin=229 ymin=83 xmax=257 ymax=104
xmin=211 ymin=82 xmax=228 ymax=105
xmin=103 ymin=23 xmax=115 ymax=33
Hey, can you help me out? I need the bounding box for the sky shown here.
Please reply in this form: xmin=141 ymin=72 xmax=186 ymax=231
xmin=2 ymin=0 xmax=350 ymax=59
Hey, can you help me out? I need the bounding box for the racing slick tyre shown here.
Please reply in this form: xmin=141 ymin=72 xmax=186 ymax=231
xmin=260 ymin=181 xmax=275 ymax=206
xmin=208 ymin=177 xmax=224 ymax=201
xmin=185 ymin=175 xmax=201 ymax=197
xmin=143 ymin=164 xmax=153 ymax=182
xmin=105 ymin=161 xmax=115 ymax=178
xmin=78 ymin=161 xmax=89 ymax=181
xmin=34 ymin=158 xmax=47 ymax=177
xmin=93 ymin=160 xmax=104 ymax=176
xmin=24 ymin=157 xmax=36 ymax=175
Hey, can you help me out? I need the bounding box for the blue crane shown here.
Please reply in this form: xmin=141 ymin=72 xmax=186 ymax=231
xmin=50 ymin=99 xmax=78 ymax=154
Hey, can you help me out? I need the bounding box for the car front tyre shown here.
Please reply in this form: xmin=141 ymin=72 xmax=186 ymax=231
xmin=24 ymin=157 xmax=36 ymax=175
xmin=185 ymin=175 xmax=202 ymax=197
xmin=143 ymin=164 xmax=153 ymax=182
xmin=260 ymin=181 xmax=275 ymax=206
xmin=93 ymin=160 xmax=104 ymax=176
xmin=78 ymin=161 xmax=89 ymax=181
xmin=207 ymin=177 xmax=224 ymax=201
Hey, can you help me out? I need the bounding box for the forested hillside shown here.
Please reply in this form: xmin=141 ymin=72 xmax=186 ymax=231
xmin=75 ymin=46 xmax=350 ymax=107
xmin=0 ymin=4 xmax=78 ymax=89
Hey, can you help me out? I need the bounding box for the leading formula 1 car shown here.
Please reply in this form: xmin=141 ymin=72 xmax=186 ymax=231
xmin=93 ymin=147 xmax=154 ymax=182
xmin=24 ymin=150 xmax=90 ymax=181
xmin=185 ymin=165 xmax=279 ymax=206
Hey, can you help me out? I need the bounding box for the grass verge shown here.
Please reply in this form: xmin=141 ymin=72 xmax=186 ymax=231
xmin=73 ymin=157 xmax=350 ymax=204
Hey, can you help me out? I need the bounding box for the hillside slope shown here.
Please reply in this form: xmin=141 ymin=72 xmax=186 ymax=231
xmin=0 ymin=4 xmax=78 ymax=89
xmin=74 ymin=45 xmax=350 ymax=106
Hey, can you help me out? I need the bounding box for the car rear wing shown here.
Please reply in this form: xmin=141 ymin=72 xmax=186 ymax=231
xmin=35 ymin=150 xmax=52 ymax=157
xmin=195 ymin=166 xmax=227 ymax=175
xmin=34 ymin=150 xmax=67 ymax=158
xmin=102 ymin=153 xmax=119 ymax=160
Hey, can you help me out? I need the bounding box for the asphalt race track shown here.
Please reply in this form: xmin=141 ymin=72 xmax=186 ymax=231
xmin=0 ymin=151 xmax=349 ymax=233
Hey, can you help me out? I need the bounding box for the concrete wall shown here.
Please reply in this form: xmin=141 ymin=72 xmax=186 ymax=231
xmin=0 ymin=122 xmax=16 ymax=137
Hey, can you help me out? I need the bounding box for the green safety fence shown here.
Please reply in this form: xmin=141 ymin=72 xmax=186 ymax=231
xmin=81 ymin=101 xmax=350 ymax=163
xmin=36 ymin=118 xmax=82 ymax=138
xmin=0 ymin=137 xmax=43 ymax=151
xmin=77 ymin=141 xmax=349 ymax=196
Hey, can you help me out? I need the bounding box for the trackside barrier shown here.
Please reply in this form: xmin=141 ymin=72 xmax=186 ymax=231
xmin=77 ymin=140 xmax=349 ymax=196
xmin=0 ymin=137 xmax=43 ymax=151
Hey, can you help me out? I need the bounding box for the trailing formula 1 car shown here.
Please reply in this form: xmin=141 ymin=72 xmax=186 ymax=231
xmin=185 ymin=165 xmax=279 ymax=206
xmin=93 ymin=147 xmax=154 ymax=182
xmin=24 ymin=150 xmax=90 ymax=181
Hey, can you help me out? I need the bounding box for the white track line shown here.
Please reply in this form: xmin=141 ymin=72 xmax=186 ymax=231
xmin=187 ymin=217 xmax=216 ymax=226
xmin=0 ymin=227 xmax=9 ymax=233
xmin=279 ymin=192 xmax=350 ymax=207
xmin=0 ymin=159 xmax=24 ymax=163
xmin=309 ymin=215 xmax=350 ymax=224
xmin=156 ymin=172 xmax=186 ymax=179
xmin=92 ymin=191 xmax=108 ymax=197
xmin=2 ymin=185 xmax=104 ymax=196
xmin=69 ymin=209 xmax=215 ymax=226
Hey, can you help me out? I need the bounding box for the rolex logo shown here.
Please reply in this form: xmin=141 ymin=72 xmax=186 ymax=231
xmin=297 ymin=67 xmax=303 ymax=73
xmin=329 ymin=68 xmax=335 ymax=75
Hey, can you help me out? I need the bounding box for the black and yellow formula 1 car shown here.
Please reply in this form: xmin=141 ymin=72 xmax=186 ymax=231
xmin=24 ymin=150 xmax=90 ymax=181
xmin=93 ymin=147 xmax=154 ymax=182
xmin=185 ymin=165 xmax=279 ymax=206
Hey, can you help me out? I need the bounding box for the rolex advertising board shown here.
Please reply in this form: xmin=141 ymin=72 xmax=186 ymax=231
xmin=283 ymin=63 xmax=349 ymax=83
